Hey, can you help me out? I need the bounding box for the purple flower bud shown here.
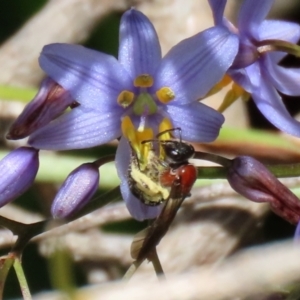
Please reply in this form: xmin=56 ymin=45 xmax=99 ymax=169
xmin=0 ymin=147 xmax=39 ymax=207
xmin=294 ymin=221 xmax=300 ymax=244
xmin=7 ymin=77 xmax=77 ymax=140
xmin=51 ymin=163 xmax=99 ymax=219
xmin=227 ymin=156 xmax=300 ymax=224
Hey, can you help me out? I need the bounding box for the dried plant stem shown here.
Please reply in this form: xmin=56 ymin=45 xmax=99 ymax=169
xmin=13 ymin=256 xmax=32 ymax=300
xmin=149 ymin=249 xmax=165 ymax=279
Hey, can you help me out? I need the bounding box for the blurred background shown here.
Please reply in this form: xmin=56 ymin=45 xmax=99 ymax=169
xmin=0 ymin=0 xmax=300 ymax=299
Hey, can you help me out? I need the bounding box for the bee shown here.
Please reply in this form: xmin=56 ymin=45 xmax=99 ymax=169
xmin=127 ymin=128 xmax=197 ymax=206
xmin=128 ymin=128 xmax=198 ymax=263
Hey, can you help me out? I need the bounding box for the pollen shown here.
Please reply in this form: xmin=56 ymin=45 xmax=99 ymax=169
xmin=134 ymin=74 xmax=154 ymax=88
xmin=156 ymin=87 xmax=175 ymax=104
xmin=117 ymin=90 xmax=134 ymax=108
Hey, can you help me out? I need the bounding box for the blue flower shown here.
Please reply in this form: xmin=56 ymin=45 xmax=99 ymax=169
xmin=9 ymin=9 xmax=238 ymax=220
xmin=209 ymin=0 xmax=300 ymax=136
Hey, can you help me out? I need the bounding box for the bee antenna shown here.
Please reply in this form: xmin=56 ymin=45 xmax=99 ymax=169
xmin=156 ymin=127 xmax=182 ymax=140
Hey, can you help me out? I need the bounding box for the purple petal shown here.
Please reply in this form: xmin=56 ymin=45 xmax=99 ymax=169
xmin=238 ymin=0 xmax=274 ymax=36
xmin=166 ymin=102 xmax=224 ymax=143
xmin=258 ymin=20 xmax=300 ymax=44
xmin=257 ymin=20 xmax=300 ymax=63
xmin=115 ymin=138 xmax=162 ymax=221
xmin=228 ymin=67 xmax=254 ymax=93
xmin=294 ymin=221 xmax=300 ymax=244
xmin=7 ymin=77 xmax=74 ymax=140
xmin=39 ymin=43 xmax=132 ymax=109
xmin=155 ymin=26 xmax=238 ymax=102
xmin=208 ymin=0 xmax=227 ymax=26
xmin=252 ymin=77 xmax=300 ymax=137
xmin=0 ymin=147 xmax=39 ymax=207
xmin=51 ymin=163 xmax=99 ymax=218
xmin=119 ymin=9 xmax=161 ymax=78
xmin=265 ymin=56 xmax=300 ymax=96
xmin=29 ymin=106 xmax=122 ymax=150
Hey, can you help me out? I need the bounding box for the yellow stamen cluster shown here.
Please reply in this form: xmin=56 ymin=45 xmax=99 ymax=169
xmin=156 ymin=87 xmax=175 ymax=104
xmin=134 ymin=74 xmax=154 ymax=88
xmin=121 ymin=116 xmax=154 ymax=168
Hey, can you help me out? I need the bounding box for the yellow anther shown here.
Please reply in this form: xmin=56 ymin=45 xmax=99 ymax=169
xmin=217 ymin=82 xmax=249 ymax=113
xmin=158 ymin=118 xmax=173 ymax=141
xmin=134 ymin=74 xmax=154 ymax=88
xmin=156 ymin=87 xmax=175 ymax=104
xmin=117 ymin=90 xmax=134 ymax=108
xmin=121 ymin=116 xmax=154 ymax=165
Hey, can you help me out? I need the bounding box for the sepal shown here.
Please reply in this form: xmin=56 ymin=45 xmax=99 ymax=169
xmin=7 ymin=77 xmax=75 ymax=140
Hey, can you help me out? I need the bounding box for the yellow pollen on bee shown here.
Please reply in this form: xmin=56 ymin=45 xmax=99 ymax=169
xmin=134 ymin=74 xmax=154 ymax=88
xmin=156 ymin=87 xmax=175 ymax=104
xmin=117 ymin=90 xmax=134 ymax=108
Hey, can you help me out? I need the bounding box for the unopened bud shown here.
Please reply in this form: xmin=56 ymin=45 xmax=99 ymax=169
xmin=227 ymin=156 xmax=300 ymax=224
xmin=7 ymin=77 xmax=76 ymax=140
xmin=0 ymin=147 xmax=39 ymax=207
xmin=51 ymin=163 xmax=99 ymax=219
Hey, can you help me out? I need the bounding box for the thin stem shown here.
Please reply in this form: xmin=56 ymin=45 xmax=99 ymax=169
xmin=257 ymin=39 xmax=300 ymax=57
xmin=197 ymin=166 xmax=228 ymax=179
xmin=0 ymin=255 xmax=14 ymax=299
xmin=93 ymin=154 xmax=115 ymax=168
xmin=193 ymin=151 xmax=232 ymax=168
xmin=122 ymin=260 xmax=143 ymax=282
xmin=149 ymin=249 xmax=166 ymax=280
xmin=13 ymin=256 xmax=32 ymax=300
xmin=266 ymin=163 xmax=300 ymax=178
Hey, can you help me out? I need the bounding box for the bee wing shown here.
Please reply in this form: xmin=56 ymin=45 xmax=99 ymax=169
xmin=130 ymin=227 xmax=150 ymax=260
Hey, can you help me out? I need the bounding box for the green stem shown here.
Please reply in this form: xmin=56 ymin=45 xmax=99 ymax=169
xmin=266 ymin=163 xmax=300 ymax=178
xmin=0 ymin=255 xmax=14 ymax=299
xmin=13 ymin=256 xmax=32 ymax=300
xmin=257 ymin=39 xmax=300 ymax=57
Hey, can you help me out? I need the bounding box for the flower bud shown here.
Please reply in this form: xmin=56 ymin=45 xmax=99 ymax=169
xmin=0 ymin=147 xmax=39 ymax=207
xmin=7 ymin=77 xmax=76 ymax=140
xmin=227 ymin=156 xmax=300 ymax=224
xmin=294 ymin=221 xmax=300 ymax=244
xmin=51 ymin=163 xmax=100 ymax=219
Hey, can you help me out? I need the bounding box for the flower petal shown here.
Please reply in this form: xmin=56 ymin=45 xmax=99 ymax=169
xmin=39 ymin=43 xmax=132 ymax=109
xmin=29 ymin=106 xmax=122 ymax=150
xmin=229 ymin=61 xmax=261 ymax=94
xmin=115 ymin=138 xmax=162 ymax=221
xmin=258 ymin=20 xmax=300 ymax=43
xmin=208 ymin=0 xmax=227 ymax=26
xmin=265 ymin=56 xmax=300 ymax=96
xmin=119 ymin=9 xmax=162 ymax=78
xmin=238 ymin=0 xmax=273 ymax=36
xmin=166 ymin=102 xmax=224 ymax=142
xmin=257 ymin=20 xmax=300 ymax=63
xmin=252 ymin=77 xmax=300 ymax=137
xmin=7 ymin=77 xmax=74 ymax=140
xmin=155 ymin=27 xmax=238 ymax=102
